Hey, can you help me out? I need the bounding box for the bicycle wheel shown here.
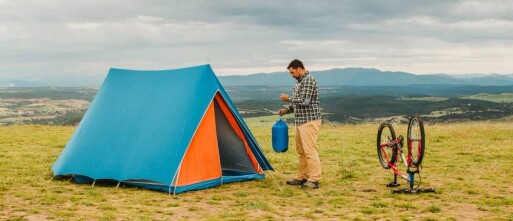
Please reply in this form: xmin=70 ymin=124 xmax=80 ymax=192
xmin=377 ymin=122 xmax=397 ymax=169
xmin=407 ymin=115 xmax=425 ymax=166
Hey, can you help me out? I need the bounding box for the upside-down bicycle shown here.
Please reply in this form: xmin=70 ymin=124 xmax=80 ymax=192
xmin=377 ymin=115 xmax=435 ymax=194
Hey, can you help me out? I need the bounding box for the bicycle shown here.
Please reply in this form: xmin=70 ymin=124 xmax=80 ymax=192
xmin=376 ymin=115 xmax=434 ymax=193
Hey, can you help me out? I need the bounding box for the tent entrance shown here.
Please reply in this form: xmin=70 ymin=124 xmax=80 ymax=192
xmin=174 ymin=94 xmax=263 ymax=188
xmin=213 ymin=94 xmax=260 ymax=176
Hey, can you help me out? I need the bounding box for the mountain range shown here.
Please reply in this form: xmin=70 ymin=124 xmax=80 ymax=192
xmin=1 ymin=68 xmax=512 ymax=87
xmin=218 ymin=68 xmax=513 ymax=86
xmin=0 ymin=75 xmax=103 ymax=87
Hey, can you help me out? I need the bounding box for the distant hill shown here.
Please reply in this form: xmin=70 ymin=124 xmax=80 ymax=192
xmin=1 ymin=67 xmax=512 ymax=87
xmin=0 ymin=75 xmax=104 ymax=87
xmin=218 ymin=68 xmax=513 ymax=86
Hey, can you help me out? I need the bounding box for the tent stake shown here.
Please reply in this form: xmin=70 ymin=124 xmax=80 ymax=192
xmin=92 ymin=180 xmax=96 ymax=188
xmin=116 ymin=182 xmax=121 ymax=189
xmin=266 ymin=171 xmax=283 ymax=192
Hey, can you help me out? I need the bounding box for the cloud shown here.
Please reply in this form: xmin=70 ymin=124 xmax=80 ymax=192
xmin=0 ymin=0 xmax=512 ymax=79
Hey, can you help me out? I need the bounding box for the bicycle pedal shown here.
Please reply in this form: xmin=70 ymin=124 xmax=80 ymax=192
xmin=417 ymin=188 xmax=436 ymax=193
xmin=386 ymin=182 xmax=401 ymax=187
xmin=392 ymin=188 xmax=414 ymax=194
xmin=392 ymin=189 xmax=407 ymax=194
xmin=392 ymin=188 xmax=436 ymax=194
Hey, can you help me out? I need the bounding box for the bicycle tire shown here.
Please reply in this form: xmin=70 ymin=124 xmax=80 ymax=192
xmin=407 ymin=115 xmax=425 ymax=166
xmin=377 ymin=122 xmax=397 ymax=169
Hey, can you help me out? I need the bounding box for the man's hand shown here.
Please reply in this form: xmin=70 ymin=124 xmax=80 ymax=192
xmin=277 ymin=108 xmax=288 ymax=116
xmin=280 ymin=94 xmax=289 ymax=102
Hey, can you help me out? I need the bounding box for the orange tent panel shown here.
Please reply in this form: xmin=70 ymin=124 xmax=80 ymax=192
xmin=176 ymin=101 xmax=222 ymax=186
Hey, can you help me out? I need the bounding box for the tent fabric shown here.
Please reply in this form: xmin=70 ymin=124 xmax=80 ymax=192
xmin=175 ymin=101 xmax=221 ymax=187
xmin=52 ymin=64 xmax=272 ymax=194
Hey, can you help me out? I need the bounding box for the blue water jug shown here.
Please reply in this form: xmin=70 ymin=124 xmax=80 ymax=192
xmin=272 ymin=118 xmax=288 ymax=152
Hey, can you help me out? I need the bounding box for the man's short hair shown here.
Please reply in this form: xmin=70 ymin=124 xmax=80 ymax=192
xmin=287 ymin=59 xmax=304 ymax=69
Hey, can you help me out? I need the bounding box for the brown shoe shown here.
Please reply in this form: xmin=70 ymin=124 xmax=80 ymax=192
xmin=286 ymin=178 xmax=307 ymax=185
xmin=301 ymin=181 xmax=319 ymax=189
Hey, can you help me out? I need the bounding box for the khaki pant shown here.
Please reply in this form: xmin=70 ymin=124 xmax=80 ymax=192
xmin=295 ymin=120 xmax=321 ymax=182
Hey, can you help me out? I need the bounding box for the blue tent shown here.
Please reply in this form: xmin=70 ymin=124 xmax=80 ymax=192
xmin=52 ymin=64 xmax=273 ymax=194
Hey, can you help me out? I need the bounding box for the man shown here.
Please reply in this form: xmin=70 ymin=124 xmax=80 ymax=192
xmin=278 ymin=59 xmax=322 ymax=189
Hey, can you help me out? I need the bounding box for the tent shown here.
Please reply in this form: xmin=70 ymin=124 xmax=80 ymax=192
xmin=52 ymin=64 xmax=273 ymax=194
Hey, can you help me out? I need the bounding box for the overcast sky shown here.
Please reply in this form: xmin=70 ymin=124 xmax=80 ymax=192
xmin=1 ymin=0 xmax=512 ymax=79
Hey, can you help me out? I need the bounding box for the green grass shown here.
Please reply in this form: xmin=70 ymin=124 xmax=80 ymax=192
xmin=1 ymin=119 xmax=513 ymax=220
xmin=397 ymin=96 xmax=448 ymax=102
xmin=461 ymin=93 xmax=513 ymax=103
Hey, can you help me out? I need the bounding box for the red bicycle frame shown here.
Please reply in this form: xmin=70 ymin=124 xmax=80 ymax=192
xmin=379 ymin=135 xmax=420 ymax=183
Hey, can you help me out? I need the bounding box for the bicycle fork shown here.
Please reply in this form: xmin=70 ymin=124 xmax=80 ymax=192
xmin=406 ymin=168 xmax=419 ymax=191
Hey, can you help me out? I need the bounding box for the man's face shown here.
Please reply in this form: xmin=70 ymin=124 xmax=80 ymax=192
xmin=288 ymin=67 xmax=302 ymax=79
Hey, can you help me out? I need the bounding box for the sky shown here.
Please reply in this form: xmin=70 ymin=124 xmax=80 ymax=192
xmin=1 ymin=0 xmax=512 ymax=80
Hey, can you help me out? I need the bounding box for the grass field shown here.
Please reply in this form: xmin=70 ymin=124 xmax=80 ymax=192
xmin=1 ymin=118 xmax=513 ymax=220
xmin=461 ymin=93 xmax=513 ymax=103
xmin=397 ymin=97 xmax=448 ymax=102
